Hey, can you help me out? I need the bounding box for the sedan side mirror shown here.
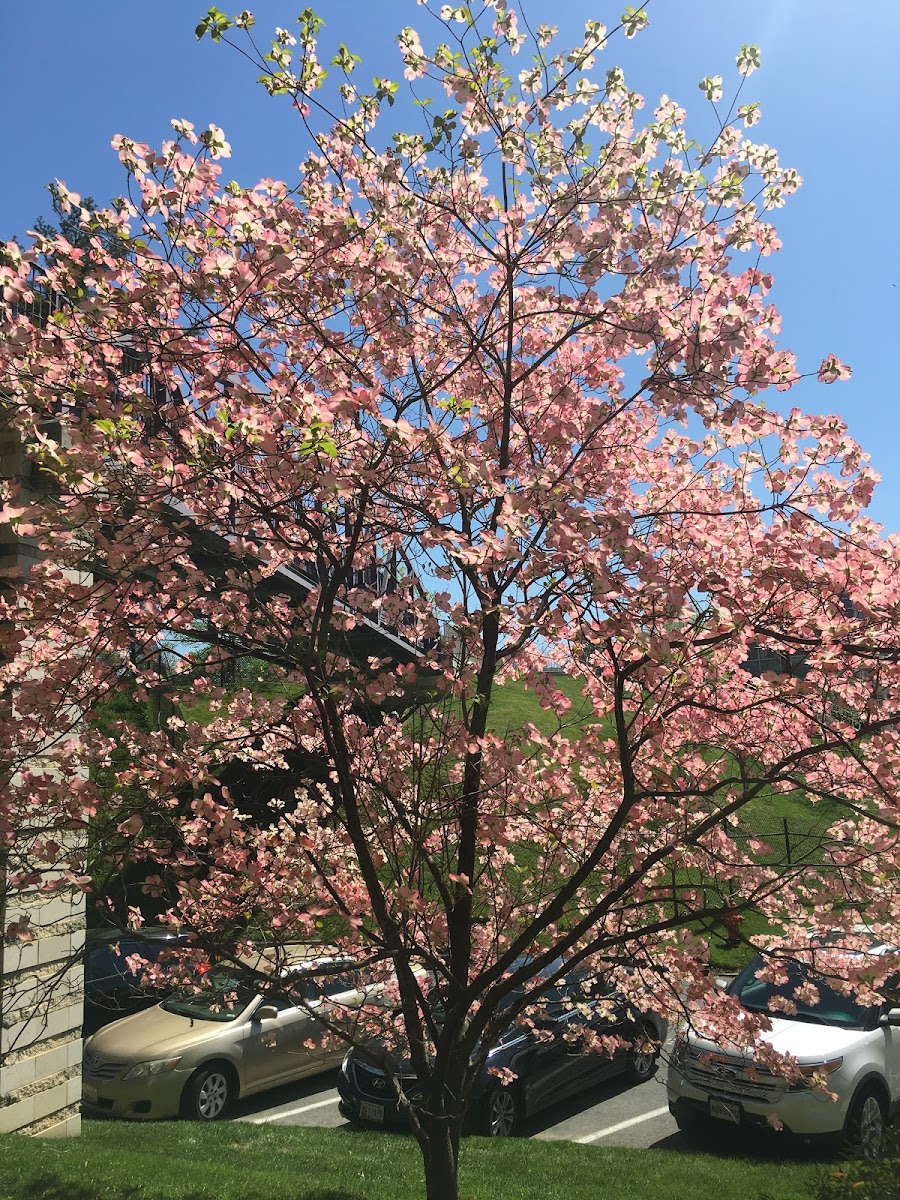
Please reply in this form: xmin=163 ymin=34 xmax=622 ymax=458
xmin=254 ymin=1004 xmax=279 ymax=1022
xmin=879 ymin=1007 xmax=900 ymax=1027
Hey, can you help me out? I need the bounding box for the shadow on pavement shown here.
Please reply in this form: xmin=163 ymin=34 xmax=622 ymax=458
xmin=521 ymin=1070 xmax=668 ymax=1137
xmin=648 ymin=1127 xmax=837 ymax=1163
xmin=334 ymin=1074 xmax=667 ymax=1142
xmin=229 ymin=1067 xmax=342 ymax=1121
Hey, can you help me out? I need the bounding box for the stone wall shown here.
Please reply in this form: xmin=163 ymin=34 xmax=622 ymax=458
xmin=0 ymin=889 xmax=84 ymax=1135
xmin=1 ymin=402 xmax=86 ymax=1136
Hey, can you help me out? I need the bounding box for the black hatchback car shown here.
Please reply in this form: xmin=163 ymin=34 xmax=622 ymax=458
xmin=83 ymin=928 xmax=192 ymax=1035
xmin=337 ymin=963 xmax=667 ymax=1137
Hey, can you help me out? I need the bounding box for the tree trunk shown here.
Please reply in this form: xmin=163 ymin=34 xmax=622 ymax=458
xmin=420 ymin=1114 xmax=462 ymax=1200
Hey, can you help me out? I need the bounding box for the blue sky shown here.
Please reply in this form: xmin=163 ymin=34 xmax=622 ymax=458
xmin=2 ymin=2 xmax=899 ymax=528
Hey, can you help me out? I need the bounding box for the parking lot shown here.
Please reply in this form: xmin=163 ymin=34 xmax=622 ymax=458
xmin=233 ymin=1061 xmax=682 ymax=1150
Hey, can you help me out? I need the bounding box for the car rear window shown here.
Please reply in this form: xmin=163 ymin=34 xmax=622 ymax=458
xmin=298 ymin=967 xmax=361 ymax=1001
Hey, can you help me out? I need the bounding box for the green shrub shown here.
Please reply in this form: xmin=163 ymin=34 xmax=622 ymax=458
xmin=811 ymin=1126 xmax=900 ymax=1200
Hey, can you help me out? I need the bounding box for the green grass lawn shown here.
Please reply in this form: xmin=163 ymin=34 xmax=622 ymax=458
xmin=485 ymin=679 xmax=843 ymax=842
xmin=483 ymin=674 xmax=600 ymax=739
xmin=477 ymin=677 xmax=846 ymax=973
xmin=176 ymin=670 xmax=844 ymax=848
xmin=0 ymin=1121 xmax=823 ymax=1200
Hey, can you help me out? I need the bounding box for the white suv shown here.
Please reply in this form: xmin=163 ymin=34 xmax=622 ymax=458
xmin=667 ymin=943 xmax=900 ymax=1157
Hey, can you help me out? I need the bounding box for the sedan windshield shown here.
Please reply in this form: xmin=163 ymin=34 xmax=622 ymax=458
xmin=162 ymin=972 xmax=256 ymax=1023
xmin=729 ymin=956 xmax=872 ymax=1030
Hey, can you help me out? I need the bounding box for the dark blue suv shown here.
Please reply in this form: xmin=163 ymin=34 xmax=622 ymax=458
xmin=337 ymin=963 xmax=667 ymax=1137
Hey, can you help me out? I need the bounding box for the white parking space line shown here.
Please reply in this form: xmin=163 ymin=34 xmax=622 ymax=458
xmin=247 ymin=1095 xmax=340 ymax=1124
xmin=574 ymin=1104 xmax=671 ymax=1144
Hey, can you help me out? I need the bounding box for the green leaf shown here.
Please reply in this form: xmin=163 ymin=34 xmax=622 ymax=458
xmin=331 ymin=43 xmax=360 ymax=73
xmin=195 ymin=7 xmax=231 ymax=42
xmin=622 ymin=6 xmax=649 ymax=38
xmin=736 ymin=42 xmax=762 ymax=76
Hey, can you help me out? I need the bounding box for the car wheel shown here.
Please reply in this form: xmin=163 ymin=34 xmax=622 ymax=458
xmin=181 ymin=1064 xmax=236 ymax=1122
xmin=482 ymin=1085 xmax=523 ymax=1138
xmin=672 ymin=1100 xmax=715 ymax=1146
xmin=842 ymin=1087 xmax=886 ymax=1159
xmin=624 ymin=1020 xmax=661 ymax=1084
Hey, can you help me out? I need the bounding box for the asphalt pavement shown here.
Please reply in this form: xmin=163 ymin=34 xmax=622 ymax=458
xmin=232 ymin=1062 xmax=683 ymax=1150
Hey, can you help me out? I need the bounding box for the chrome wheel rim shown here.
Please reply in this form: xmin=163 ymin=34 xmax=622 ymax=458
xmin=631 ymin=1024 xmax=659 ymax=1078
xmin=197 ymin=1072 xmax=229 ymax=1120
xmin=488 ymin=1089 xmax=517 ymax=1137
xmin=858 ymin=1096 xmax=883 ymax=1158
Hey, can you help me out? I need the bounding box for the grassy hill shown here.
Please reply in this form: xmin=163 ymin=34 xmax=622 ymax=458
xmin=135 ymin=674 xmax=846 ymax=970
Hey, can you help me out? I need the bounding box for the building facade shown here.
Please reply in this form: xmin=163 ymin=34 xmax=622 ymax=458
xmin=1 ymin=396 xmax=85 ymax=1137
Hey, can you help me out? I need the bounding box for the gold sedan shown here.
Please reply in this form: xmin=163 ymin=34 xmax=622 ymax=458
xmin=81 ymin=960 xmax=366 ymax=1121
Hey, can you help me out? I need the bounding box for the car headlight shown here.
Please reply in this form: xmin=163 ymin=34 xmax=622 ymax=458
xmin=787 ymin=1057 xmax=843 ymax=1091
xmin=670 ymin=1031 xmax=688 ymax=1065
xmin=122 ymin=1056 xmax=183 ymax=1080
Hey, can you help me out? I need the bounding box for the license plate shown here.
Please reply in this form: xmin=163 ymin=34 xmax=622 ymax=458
xmin=83 ymin=1084 xmax=98 ymax=1105
xmin=359 ymin=1100 xmax=385 ymax=1123
xmin=710 ymin=1097 xmax=741 ymax=1124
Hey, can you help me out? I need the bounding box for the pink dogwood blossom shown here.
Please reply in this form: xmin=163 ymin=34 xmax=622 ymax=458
xmin=1 ymin=8 xmax=896 ymax=1198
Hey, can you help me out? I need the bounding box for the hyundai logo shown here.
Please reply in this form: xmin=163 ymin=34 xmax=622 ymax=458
xmin=371 ymin=1076 xmax=386 ymax=1090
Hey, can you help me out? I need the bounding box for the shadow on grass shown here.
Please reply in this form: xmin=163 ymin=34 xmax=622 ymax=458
xmin=3 ymin=1178 xmax=359 ymax=1200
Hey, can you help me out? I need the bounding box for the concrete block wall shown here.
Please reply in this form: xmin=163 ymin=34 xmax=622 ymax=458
xmin=2 ymin=399 xmax=87 ymax=1137
xmin=1 ymin=887 xmax=85 ymax=1136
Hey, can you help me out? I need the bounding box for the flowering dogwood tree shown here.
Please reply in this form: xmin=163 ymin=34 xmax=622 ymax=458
xmin=2 ymin=4 xmax=900 ymax=1194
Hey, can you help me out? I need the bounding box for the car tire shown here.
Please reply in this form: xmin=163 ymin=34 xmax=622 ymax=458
xmin=842 ymin=1086 xmax=886 ymax=1159
xmin=672 ymin=1100 xmax=715 ymax=1146
xmin=482 ymin=1085 xmax=523 ymax=1138
xmin=181 ymin=1063 xmax=236 ymax=1122
xmin=624 ymin=1020 xmax=661 ymax=1084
